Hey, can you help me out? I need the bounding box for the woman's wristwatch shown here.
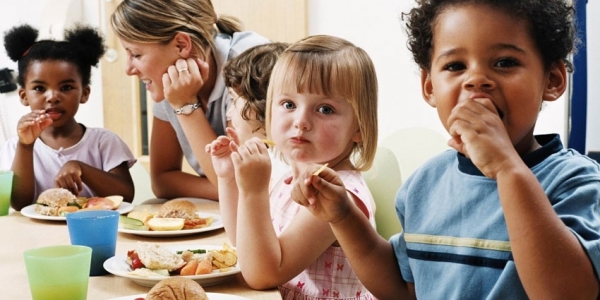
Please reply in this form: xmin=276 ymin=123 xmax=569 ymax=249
xmin=174 ymin=103 xmax=202 ymax=115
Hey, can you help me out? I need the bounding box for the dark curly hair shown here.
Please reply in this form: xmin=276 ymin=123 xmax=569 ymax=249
xmin=3 ymin=24 xmax=106 ymax=87
xmin=402 ymin=0 xmax=577 ymax=72
xmin=223 ymin=42 xmax=289 ymax=132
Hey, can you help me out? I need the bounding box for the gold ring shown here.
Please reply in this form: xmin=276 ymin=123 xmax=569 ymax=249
xmin=178 ymin=68 xmax=188 ymax=73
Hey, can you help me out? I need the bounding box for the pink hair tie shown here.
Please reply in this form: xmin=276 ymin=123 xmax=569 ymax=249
xmin=22 ymin=44 xmax=35 ymax=58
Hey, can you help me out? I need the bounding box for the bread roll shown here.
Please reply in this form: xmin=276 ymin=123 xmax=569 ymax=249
xmin=146 ymin=277 xmax=208 ymax=300
xmin=156 ymin=199 xmax=197 ymax=219
xmin=35 ymin=188 xmax=77 ymax=216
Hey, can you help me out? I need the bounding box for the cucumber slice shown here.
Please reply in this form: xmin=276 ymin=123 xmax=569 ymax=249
xmin=120 ymin=223 xmax=150 ymax=231
xmin=120 ymin=215 xmax=144 ymax=226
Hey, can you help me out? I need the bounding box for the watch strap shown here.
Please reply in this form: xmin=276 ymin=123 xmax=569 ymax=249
xmin=173 ymin=102 xmax=201 ymax=115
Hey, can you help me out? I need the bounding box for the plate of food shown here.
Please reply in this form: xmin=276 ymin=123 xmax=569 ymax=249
xmin=109 ymin=293 xmax=249 ymax=300
xmin=20 ymin=188 xmax=133 ymax=221
xmin=117 ymin=199 xmax=223 ymax=237
xmin=103 ymin=242 xmax=240 ymax=288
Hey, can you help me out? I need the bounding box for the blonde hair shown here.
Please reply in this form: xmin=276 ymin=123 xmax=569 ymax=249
xmin=266 ymin=35 xmax=378 ymax=171
xmin=110 ymin=0 xmax=242 ymax=59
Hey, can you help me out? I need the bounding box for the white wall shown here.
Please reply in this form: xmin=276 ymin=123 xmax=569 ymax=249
xmin=307 ymin=0 xmax=593 ymax=149
xmin=1 ymin=0 xmax=598 ymax=152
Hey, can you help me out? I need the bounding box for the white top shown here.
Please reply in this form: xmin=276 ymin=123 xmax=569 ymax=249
xmin=0 ymin=126 xmax=136 ymax=202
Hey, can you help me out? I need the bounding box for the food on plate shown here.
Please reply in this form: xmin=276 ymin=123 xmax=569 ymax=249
xmin=82 ymin=197 xmax=115 ymax=210
xmin=178 ymin=259 xmax=212 ymax=276
xmin=34 ymin=188 xmax=124 ymax=216
xmin=105 ymin=195 xmax=124 ymax=209
xmin=130 ymin=242 xmax=186 ymax=272
xmin=127 ymin=210 xmax=154 ymax=224
xmin=57 ymin=206 xmax=79 ymax=215
xmin=146 ymin=277 xmax=208 ymax=300
xmin=210 ymin=243 xmax=238 ymax=271
xmin=124 ymin=199 xmax=213 ymax=231
xmin=120 ymin=216 xmax=150 ymax=231
xmin=156 ymin=199 xmax=213 ymax=230
xmin=148 ymin=218 xmax=185 ymax=231
xmin=35 ymin=188 xmax=77 ymax=216
xmin=126 ymin=242 xmax=238 ymax=277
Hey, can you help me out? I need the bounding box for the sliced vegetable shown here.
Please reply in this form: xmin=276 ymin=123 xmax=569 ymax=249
xmin=176 ymin=249 xmax=206 ymax=254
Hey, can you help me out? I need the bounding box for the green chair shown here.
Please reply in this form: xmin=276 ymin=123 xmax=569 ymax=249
xmin=363 ymin=146 xmax=403 ymax=240
xmin=130 ymin=163 xmax=157 ymax=205
xmin=381 ymin=127 xmax=448 ymax=183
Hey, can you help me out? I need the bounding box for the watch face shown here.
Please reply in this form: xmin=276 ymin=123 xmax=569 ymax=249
xmin=176 ymin=103 xmax=199 ymax=115
xmin=181 ymin=105 xmax=193 ymax=114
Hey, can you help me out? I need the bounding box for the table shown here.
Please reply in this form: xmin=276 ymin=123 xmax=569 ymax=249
xmin=0 ymin=200 xmax=282 ymax=300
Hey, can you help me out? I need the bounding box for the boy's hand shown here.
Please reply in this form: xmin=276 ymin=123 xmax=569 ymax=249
xmin=16 ymin=110 xmax=52 ymax=145
xmin=447 ymin=97 xmax=519 ymax=178
xmin=205 ymin=130 xmax=238 ymax=178
xmin=291 ymin=165 xmax=351 ymax=224
xmin=55 ymin=161 xmax=83 ymax=196
xmin=231 ymin=137 xmax=271 ymax=194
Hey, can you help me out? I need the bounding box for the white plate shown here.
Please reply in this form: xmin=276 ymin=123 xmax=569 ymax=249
xmin=20 ymin=202 xmax=134 ymax=221
xmin=109 ymin=293 xmax=249 ymax=300
xmin=118 ymin=213 xmax=223 ymax=237
xmin=103 ymin=244 xmax=240 ymax=288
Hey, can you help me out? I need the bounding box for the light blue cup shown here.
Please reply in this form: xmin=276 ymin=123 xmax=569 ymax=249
xmin=66 ymin=210 xmax=119 ymax=276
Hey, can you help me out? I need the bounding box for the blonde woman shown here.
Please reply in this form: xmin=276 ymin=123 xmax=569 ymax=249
xmin=111 ymin=0 xmax=268 ymax=200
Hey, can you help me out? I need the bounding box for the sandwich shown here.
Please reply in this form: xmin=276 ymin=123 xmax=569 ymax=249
xmin=130 ymin=242 xmax=186 ymax=272
xmin=146 ymin=277 xmax=208 ymax=300
xmin=155 ymin=199 xmax=213 ymax=230
xmin=34 ymin=188 xmax=77 ymax=216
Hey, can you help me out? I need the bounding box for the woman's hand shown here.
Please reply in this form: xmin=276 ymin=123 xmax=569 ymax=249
xmin=16 ymin=110 xmax=52 ymax=146
xmin=162 ymin=57 xmax=209 ymax=108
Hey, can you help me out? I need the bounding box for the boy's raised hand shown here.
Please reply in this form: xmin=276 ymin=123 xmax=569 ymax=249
xmin=205 ymin=131 xmax=238 ymax=178
xmin=447 ymin=97 xmax=519 ymax=178
xmin=291 ymin=165 xmax=352 ymax=224
xmin=231 ymin=137 xmax=271 ymax=195
xmin=16 ymin=110 xmax=52 ymax=146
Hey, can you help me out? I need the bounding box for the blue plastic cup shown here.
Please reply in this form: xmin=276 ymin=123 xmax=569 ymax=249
xmin=66 ymin=210 xmax=119 ymax=276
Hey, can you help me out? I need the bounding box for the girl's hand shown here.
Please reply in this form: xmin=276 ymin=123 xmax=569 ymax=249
xmin=55 ymin=161 xmax=84 ymax=196
xmin=291 ymin=165 xmax=351 ymax=224
xmin=231 ymin=137 xmax=271 ymax=194
xmin=205 ymin=129 xmax=239 ymax=178
xmin=446 ymin=98 xmax=519 ymax=178
xmin=16 ymin=110 xmax=52 ymax=145
xmin=162 ymin=57 xmax=209 ymax=108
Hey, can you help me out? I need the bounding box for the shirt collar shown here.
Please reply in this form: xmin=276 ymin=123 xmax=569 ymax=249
xmin=457 ymin=134 xmax=563 ymax=176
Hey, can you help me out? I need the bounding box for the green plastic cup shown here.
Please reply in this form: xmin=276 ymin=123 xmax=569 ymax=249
xmin=23 ymin=245 xmax=92 ymax=300
xmin=0 ymin=170 xmax=13 ymax=216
